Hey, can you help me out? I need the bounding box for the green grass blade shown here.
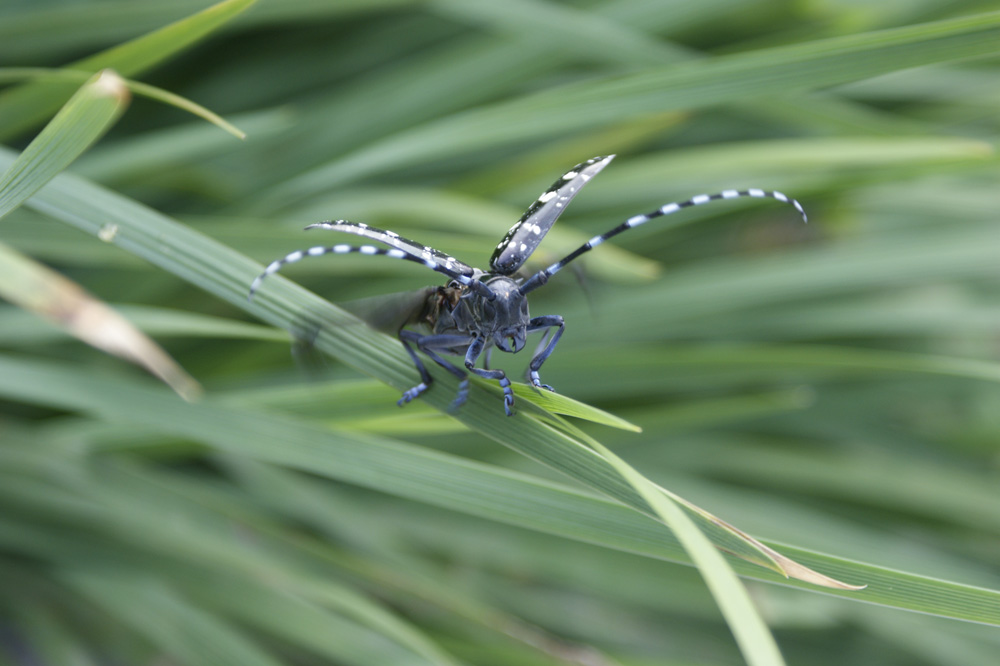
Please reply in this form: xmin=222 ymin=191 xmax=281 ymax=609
xmin=271 ymin=10 xmax=1000 ymax=201
xmin=592 ymin=439 xmax=786 ymax=666
xmin=173 ymin=570 xmax=457 ymax=666
xmin=0 ymin=73 xmax=200 ymax=399
xmin=0 ymin=70 xmax=128 ymax=221
xmin=0 ymin=0 xmax=413 ymax=63
xmin=0 ymin=68 xmax=246 ymax=139
xmin=431 ymin=0 xmax=675 ymax=66
xmin=0 ymin=449 xmax=460 ymax=665
xmin=1 ymin=353 xmax=998 ymax=627
xmin=0 ymin=0 xmax=256 ymax=140
xmin=0 ymin=242 xmax=200 ymax=400
xmin=512 ymin=383 xmax=642 ymax=432
xmin=124 ymin=78 xmax=246 ymax=139
xmin=66 ymin=572 xmax=284 ymax=666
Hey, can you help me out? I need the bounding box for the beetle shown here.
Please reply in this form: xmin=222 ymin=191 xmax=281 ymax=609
xmin=250 ymin=155 xmax=806 ymax=415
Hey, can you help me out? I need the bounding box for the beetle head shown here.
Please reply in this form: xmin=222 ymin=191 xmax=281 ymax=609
xmin=474 ymin=276 xmax=529 ymax=352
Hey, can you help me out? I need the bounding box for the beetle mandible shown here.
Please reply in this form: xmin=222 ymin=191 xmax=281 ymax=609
xmin=250 ymin=155 xmax=807 ymax=415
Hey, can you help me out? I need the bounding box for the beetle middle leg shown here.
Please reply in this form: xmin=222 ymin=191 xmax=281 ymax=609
xmin=398 ymin=330 xmax=473 ymax=410
xmin=464 ymin=336 xmax=515 ymax=416
xmin=525 ymin=315 xmax=565 ymax=392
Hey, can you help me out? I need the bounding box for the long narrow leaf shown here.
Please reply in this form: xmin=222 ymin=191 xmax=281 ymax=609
xmin=66 ymin=572 xmax=284 ymax=666
xmin=0 ymin=353 xmax=997 ymax=627
xmin=590 ymin=438 xmax=786 ymax=666
xmin=0 ymin=71 xmax=197 ymax=399
xmin=0 ymin=67 xmax=245 ymax=139
xmin=269 ymin=10 xmax=1000 ymax=202
xmin=0 ymin=243 xmax=199 ymax=399
xmin=0 ymin=70 xmax=128 ymax=221
xmin=0 ymin=0 xmax=255 ymax=140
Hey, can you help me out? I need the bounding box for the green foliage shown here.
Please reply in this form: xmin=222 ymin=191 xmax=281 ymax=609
xmin=2 ymin=1 xmax=1000 ymax=665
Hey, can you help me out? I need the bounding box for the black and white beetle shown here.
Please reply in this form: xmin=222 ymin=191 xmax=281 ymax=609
xmin=250 ymin=155 xmax=806 ymax=416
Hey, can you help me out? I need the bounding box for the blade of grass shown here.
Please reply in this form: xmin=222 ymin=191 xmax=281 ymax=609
xmin=0 ymin=71 xmax=197 ymax=399
xmin=553 ymin=343 xmax=1000 ymax=393
xmin=106 ymin=466 xmax=461 ymax=666
xmin=585 ymin=137 xmax=994 ymax=206
xmin=65 ymin=572 xmax=284 ymax=666
xmin=11 ymin=603 xmax=99 ymax=666
xmin=511 ymin=384 xmax=641 ymax=432
xmin=0 ymin=454 xmax=460 ymax=666
xmin=0 ymin=70 xmax=128 ymax=221
xmin=74 ymin=109 xmax=292 ymax=180
xmin=172 ymin=568 xmax=458 ymax=666
xmin=526 ymin=413 xmax=862 ymax=589
xmin=0 ymin=0 xmax=414 ymax=62
xmin=215 ymin=455 xmax=604 ymax=662
xmin=588 ymin=437 xmax=786 ymax=666
xmin=0 ymin=68 xmax=246 ymax=139
xmin=269 ymin=10 xmax=1000 ymax=202
xmin=430 ymin=0 xmax=676 ymax=66
xmin=0 ymin=0 xmax=256 ymax=140
xmin=0 ymin=353 xmax=997 ymax=626
xmin=0 ymin=243 xmax=199 ymax=400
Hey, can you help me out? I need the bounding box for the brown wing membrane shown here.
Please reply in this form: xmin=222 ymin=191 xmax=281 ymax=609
xmin=339 ymin=287 xmax=437 ymax=335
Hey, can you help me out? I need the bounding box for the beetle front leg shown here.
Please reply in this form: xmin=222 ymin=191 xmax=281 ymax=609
xmin=526 ymin=315 xmax=565 ymax=392
xmin=465 ymin=336 xmax=515 ymax=416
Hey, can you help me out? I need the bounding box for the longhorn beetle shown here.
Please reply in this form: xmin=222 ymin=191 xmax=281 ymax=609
xmin=250 ymin=155 xmax=807 ymax=416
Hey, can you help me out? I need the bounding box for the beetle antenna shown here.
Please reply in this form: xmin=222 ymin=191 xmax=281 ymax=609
xmin=249 ymin=244 xmax=496 ymax=301
xmin=520 ymin=189 xmax=806 ymax=294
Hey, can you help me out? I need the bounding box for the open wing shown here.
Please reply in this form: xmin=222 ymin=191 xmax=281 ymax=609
xmin=489 ymin=155 xmax=614 ymax=276
xmin=308 ymin=220 xmax=476 ymax=277
xmin=340 ymin=287 xmax=437 ymax=335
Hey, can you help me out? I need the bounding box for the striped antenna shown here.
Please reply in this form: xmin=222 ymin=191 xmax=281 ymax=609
xmin=306 ymin=220 xmax=476 ymax=278
xmin=249 ymin=243 xmax=496 ymax=301
xmin=519 ymin=189 xmax=807 ymax=294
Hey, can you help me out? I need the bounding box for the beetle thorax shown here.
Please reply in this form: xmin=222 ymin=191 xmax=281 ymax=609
xmin=458 ymin=276 xmax=529 ymax=353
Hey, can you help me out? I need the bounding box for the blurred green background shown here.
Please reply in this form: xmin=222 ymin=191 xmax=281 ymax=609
xmin=1 ymin=1 xmax=999 ymax=664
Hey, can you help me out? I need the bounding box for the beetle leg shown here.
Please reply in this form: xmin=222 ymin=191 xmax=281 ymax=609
xmin=398 ymin=331 xmax=472 ymax=410
xmin=525 ymin=315 xmax=565 ymax=391
xmin=465 ymin=336 xmax=514 ymax=416
xmin=397 ymin=330 xmax=433 ymax=406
